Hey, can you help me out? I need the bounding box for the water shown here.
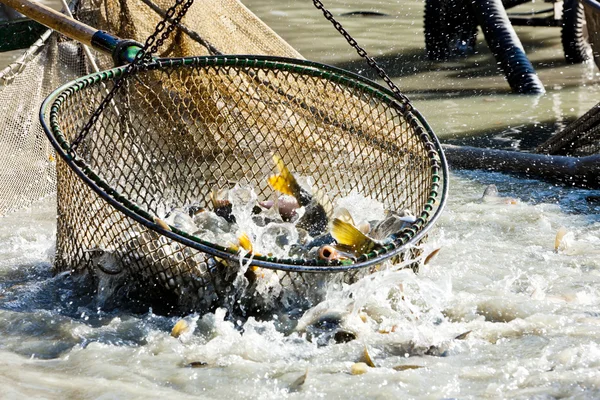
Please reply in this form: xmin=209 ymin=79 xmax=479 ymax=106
xmin=2 ymin=0 xmax=600 ymax=398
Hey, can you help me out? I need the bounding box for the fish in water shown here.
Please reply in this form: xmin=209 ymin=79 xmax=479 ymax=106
xmin=369 ymin=209 xmax=417 ymax=240
xmin=480 ymin=184 xmax=519 ymax=205
xmin=268 ymin=155 xmax=331 ymax=237
xmin=86 ymin=247 xmax=127 ymax=309
xmin=330 ymin=218 xmax=390 ymax=255
xmin=339 ymin=10 xmax=390 ymax=17
xmin=212 ymin=187 xmax=299 ymax=224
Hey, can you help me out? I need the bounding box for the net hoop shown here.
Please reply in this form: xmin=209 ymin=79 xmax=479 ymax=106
xmin=40 ymin=55 xmax=448 ymax=273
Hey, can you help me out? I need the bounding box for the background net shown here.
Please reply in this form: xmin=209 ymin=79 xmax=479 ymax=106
xmin=0 ymin=32 xmax=86 ymax=215
xmin=535 ymin=2 xmax=600 ymax=157
xmin=0 ymin=0 xmax=302 ymax=217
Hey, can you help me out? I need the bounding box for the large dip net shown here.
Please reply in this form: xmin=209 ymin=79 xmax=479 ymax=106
xmin=4 ymin=0 xmax=449 ymax=315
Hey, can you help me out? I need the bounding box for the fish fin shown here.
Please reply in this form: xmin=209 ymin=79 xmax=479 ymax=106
xmin=238 ymin=232 xmax=253 ymax=253
xmin=171 ymin=319 xmax=190 ymax=338
xmin=363 ymin=345 xmax=376 ymax=368
xmin=210 ymin=188 xmax=218 ymax=208
xmin=454 ymin=330 xmax=472 ymax=340
xmin=268 ymin=155 xmax=299 ymax=197
xmin=289 ymin=369 xmax=308 ymax=392
xmin=333 ymin=207 xmax=355 ymax=226
xmin=314 ymin=188 xmax=334 ymax=218
xmin=331 ymin=218 xmax=374 ymax=253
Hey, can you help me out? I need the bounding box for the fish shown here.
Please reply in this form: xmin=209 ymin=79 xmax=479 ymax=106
xmin=154 ymin=216 xmax=172 ymax=231
xmin=288 ymin=369 xmax=308 ymax=392
xmin=86 ymin=247 xmax=127 ymax=309
xmin=212 ymin=187 xmax=298 ymax=225
xmin=317 ymin=244 xmax=354 ymax=262
xmin=171 ymin=319 xmax=190 ymax=338
xmin=369 ymin=209 xmax=417 ymax=240
xmin=330 ymin=208 xmax=418 ymax=256
xmin=287 ymin=232 xmax=336 ymax=259
xmin=211 ymin=188 xmax=263 ymax=223
xmin=423 ymin=247 xmax=441 ymax=265
xmin=340 ymin=10 xmax=390 ymax=17
xmin=555 ymin=226 xmax=568 ymax=252
xmin=480 ymin=184 xmax=519 ymax=205
xmin=184 ymin=361 xmax=209 ymax=368
xmin=393 ymin=365 xmax=424 ymax=371
xmin=330 ymin=218 xmax=388 ymax=255
xmin=268 ymin=155 xmax=331 ymax=237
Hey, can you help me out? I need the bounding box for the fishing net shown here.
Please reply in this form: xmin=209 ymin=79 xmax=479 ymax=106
xmin=3 ymin=0 xmax=447 ymax=315
xmin=535 ymin=101 xmax=600 ymax=156
xmin=0 ymin=31 xmax=88 ymax=215
xmin=0 ymin=0 xmax=302 ymax=217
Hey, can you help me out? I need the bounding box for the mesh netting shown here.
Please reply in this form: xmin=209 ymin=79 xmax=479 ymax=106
xmin=0 ymin=32 xmax=87 ymax=215
xmin=2 ymin=0 xmax=447 ymax=315
xmin=42 ymin=56 xmax=445 ymax=314
xmin=536 ymin=102 xmax=600 ymax=156
xmin=0 ymin=0 xmax=302 ymax=216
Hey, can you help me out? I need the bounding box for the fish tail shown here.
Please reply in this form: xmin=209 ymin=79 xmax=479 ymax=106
xmin=331 ymin=218 xmax=375 ymax=254
xmin=238 ymin=232 xmax=253 ymax=253
xmin=268 ymin=154 xmax=300 ymax=198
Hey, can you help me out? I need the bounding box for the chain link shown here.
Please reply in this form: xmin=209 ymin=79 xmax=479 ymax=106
xmin=71 ymin=0 xmax=195 ymax=152
xmin=311 ymin=0 xmax=411 ymax=107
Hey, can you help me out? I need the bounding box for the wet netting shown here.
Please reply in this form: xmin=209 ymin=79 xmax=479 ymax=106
xmin=0 ymin=31 xmax=86 ymax=215
xmin=536 ymin=103 xmax=600 ymax=156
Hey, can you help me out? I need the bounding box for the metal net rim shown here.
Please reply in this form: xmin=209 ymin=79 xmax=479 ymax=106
xmin=40 ymin=54 xmax=449 ymax=273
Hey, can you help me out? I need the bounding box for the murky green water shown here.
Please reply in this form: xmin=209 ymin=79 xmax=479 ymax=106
xmin=1 ymin=0 xmax=600 ymax=398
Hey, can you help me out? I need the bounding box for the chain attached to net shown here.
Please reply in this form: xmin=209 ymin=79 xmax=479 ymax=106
xmin=70 ymin=0 xmax=195 ymax=153
xmin=311 ymin=0 xmax=411 ymax=108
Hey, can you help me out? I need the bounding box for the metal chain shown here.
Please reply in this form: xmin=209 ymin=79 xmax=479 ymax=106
xmin=311 ymin=0 xmax=411 ymax=108
xmin=71 ymin=0 xmax=195 ymax=153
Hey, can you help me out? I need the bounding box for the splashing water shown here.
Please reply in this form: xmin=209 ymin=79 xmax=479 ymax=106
xmin=1 ymin=171 xmax=599 ymax=397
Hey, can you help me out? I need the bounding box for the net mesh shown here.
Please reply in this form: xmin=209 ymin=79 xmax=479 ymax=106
xmin=0 ymin=0 xmax=305 ymax=217
xmin=536 ymin=1 xmax=600 ymax=157
xmin=4 ymin=0 xmax=445 ymax=315
xmin=0 ymin=32 xmax=87 ymax=215
xmin=45 ymin=56 xmax=441 ymax=314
